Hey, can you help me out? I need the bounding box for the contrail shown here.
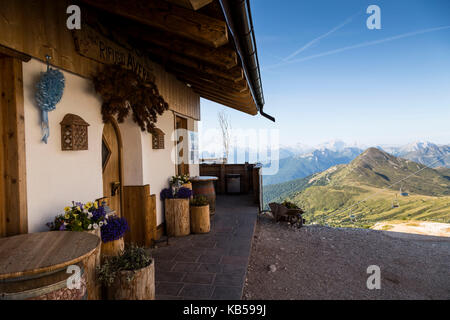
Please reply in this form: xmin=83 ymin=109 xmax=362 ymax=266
xmin=264 ymin=25 xmax=450 ymax=70
xmin=283 ymin=11 xmax=361 ymax=62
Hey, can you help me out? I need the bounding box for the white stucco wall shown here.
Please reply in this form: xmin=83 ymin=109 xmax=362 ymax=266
xmin=23 ymin=58 xmax=200 ymax=232
xmin=24 ymin=59 xmax=104 ymax=233
xmin=141 ymin=111 xmax=176 ymax=225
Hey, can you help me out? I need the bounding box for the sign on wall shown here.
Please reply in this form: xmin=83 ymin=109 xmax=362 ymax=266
xmin=72 ymin=25 xmax=154 ymax=81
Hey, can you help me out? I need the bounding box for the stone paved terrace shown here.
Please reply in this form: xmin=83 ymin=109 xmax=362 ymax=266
xmin=150 ymin=195 xmax=258 ymax=300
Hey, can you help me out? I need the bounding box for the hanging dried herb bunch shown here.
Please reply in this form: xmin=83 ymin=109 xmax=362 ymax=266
xmin=93 ymin=65 xmax=168 ymax=133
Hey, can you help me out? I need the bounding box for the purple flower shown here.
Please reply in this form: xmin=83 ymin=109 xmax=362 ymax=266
xmin=92 ymin=206 xmax=106 ymax=221
xmin=74 ymin=202 xmax=84 ymax=209
xmin=101 ymin=216 xmax=128 ymax=243
xmin=176 ymin=187 xmax=192 ymax=199
xmin=160 ymin=188 xmax=174 ymax=200
xmin=59 ymin=224 xmax=66 ymax=231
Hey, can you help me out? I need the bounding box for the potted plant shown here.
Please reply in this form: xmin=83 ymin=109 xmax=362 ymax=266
xmin=170 ymin=174 xmax=192 ymax=190
xmin=47 ymin=201 xmax=107 ymax=237
xmin=160 ymin=186 xmax=193 ymax=237
xmin=97 ymin=245 xmax=155 ymax=300
xmin=100 ymin=215 xmax=129 ymax=262
xmin=190 ymin=196 xmax=210 ymax=234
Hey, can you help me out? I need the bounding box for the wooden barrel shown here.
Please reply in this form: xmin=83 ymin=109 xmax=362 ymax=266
xmin=191 ymin=180 xmax=216 ymax=215
xmin=164 ymin=198 xmax=190 ymax=237
xmin=190 ymin=205 xmax=211 ymax=234
xmin=0 ymin=263 xmax=87 ymax=300
xmin=0 ymin=232 xmax=99 ymax=300
xmin=105 ymin=259 xmax=155 ymax=300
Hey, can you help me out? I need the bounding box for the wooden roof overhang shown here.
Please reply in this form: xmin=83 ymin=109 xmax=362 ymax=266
xmin=80 ymin=0 xmax=263 ymax=117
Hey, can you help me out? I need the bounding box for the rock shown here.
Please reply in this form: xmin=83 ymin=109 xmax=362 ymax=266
xmin=268 ymin=264 xmax=277 ymax=272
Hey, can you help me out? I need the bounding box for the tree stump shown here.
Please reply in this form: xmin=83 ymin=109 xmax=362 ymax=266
xmin=101 ymin=238 xmax=124 ymax=263
xmin=190 ymin=205 xmax=210 ymax=234
xmin=84 ymin=229 xmax=101 ymax=300
xmin=105 ymin=260 xmax=155 ymax=300
xmin=164 ymin=199 xmax=190 ymax=237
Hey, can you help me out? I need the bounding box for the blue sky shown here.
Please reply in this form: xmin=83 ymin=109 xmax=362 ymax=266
xmin=200 ymin=0 xmax=450 ymax=147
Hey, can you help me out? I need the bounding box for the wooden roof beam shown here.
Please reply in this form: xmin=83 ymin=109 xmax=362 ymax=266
xmin=187 ymin=83 xmax=252 ymax=101
xmin=166 ymin=0 xmax=214 ymax=11
xmin=195 ymin=89 xmax=254 ymax=106
xmin=82 ymin=0 xmax=228 ymax=48
xmin=127 ymin=27 xmax=238 ymax=69
xmin=196 ymin=92 xmax=257 ymax=115
xmin=189 ymin=83 xmax=255 ymax=104
xmin=137 ymin=28 xmax=238 ymax=69
xmin=175 ymin=72 xmax=249 ymax=94
xmin=146 ymin=46 xmax=243 ymax=82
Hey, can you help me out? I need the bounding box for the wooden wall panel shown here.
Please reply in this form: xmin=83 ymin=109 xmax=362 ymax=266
xmin=0 ymin=0 xmax=200 ymax=120
xmin=0 ymin=56 xmax=28 ymax=236
xmin=0 ymin=81 xmax=5 ymax=237
xmin=123 ymin=185 xmax=157 ymax=247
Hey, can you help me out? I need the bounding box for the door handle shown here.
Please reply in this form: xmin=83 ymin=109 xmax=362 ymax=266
xmin=111 ymin=182 xmax=121 ymax=196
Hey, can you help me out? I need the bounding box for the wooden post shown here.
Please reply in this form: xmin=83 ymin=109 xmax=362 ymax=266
xmin=220 ymin=163 xmax=225 ymax=194
xmin=0 ymin=56 xmax=27 ymax=237
xmin=123 ymin=185 xmax=157 ymax=246
xmin=146 ymin=195 xmax=157 ymax=246
xmin=243 ymin=162 xmax=249 ymax=193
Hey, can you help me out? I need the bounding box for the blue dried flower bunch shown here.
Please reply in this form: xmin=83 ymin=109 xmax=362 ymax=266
xmin=101 ymin=216 xmax=129 ymax=243
xmin=35 ymin=62 xmax=65 ymax=144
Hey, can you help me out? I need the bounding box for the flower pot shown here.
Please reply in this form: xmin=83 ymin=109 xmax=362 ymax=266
xmin=181 ymin=182 xmax=192 ymax=190
xmin=164 ymin=198 xmax=190 ymax=237
xmin=182 ymin=182 xmax=193 ymax=200
xmin=105 ymin=259 xmax=155 ymax=300
xmin=101 ymin=237 xmax=125 ymax=263
xmin=190 ymin=205 xmax=210 ymax=234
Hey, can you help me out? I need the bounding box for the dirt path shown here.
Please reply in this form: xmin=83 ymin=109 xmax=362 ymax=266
xmin=372 ymin=221 xmax=450 ymax=238
xmin=243 ymin=215 xmax=450 ymax=300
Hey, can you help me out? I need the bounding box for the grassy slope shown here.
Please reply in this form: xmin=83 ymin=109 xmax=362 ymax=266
xmin=269 ymin=148 xmax=450 ymax=227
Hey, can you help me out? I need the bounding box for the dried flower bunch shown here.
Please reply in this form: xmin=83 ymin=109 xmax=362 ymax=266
xmin=47 ymin=201 xmax=107 ymax=231
xmin=97 ymin=245 xmax=153 ymax=286
xmin=93 ymin=65 xmax=169 ymax=134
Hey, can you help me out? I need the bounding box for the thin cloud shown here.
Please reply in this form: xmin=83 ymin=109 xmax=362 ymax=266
xmin=264 ymin=25 xmax=450 ymax=70
xmin=283 ymin=11 xmax=362 ymax=62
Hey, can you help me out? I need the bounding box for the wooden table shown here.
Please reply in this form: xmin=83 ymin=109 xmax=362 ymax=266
xmin=191 ymin=176 xmax=219 ymax=214
xmin=0 ymin=231 xmax=100 ymax=300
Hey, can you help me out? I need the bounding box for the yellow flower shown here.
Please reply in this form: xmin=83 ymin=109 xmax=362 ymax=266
xmin=94 ymin=201 xmax=98 ymax=209
xmin=85 ymin=202 xmax=93 ymax=209
xmin=64 ymin=206 xmax=71 ymax=212
xmin=64 ymin=213 xmax=70 ymax=219
xmin=76 ymin=206 xmax=81 ymax=212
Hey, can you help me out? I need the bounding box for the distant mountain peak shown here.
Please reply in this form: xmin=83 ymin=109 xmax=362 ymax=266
xmin=355 ymin=147 xmax=392 ymax=164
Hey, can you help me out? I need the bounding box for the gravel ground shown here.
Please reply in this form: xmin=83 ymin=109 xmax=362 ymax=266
xmin=243 ymin=215 xmax=450 ymax=300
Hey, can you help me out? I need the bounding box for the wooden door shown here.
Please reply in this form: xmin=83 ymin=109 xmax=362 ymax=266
xmin=102 ymin=120 xmax=123 ymax=216
xmin=175 ymin=116 xmax=189 ymax=176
